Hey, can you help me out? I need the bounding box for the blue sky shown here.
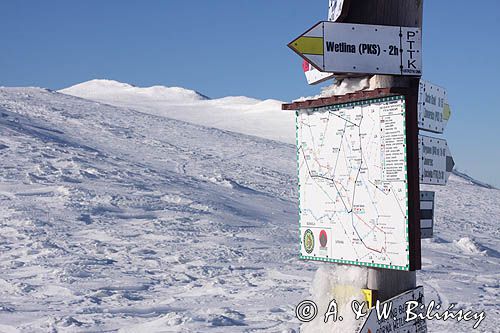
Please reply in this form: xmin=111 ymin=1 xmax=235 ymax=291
xmin=1 ymin=1 xmax=499 ymax=187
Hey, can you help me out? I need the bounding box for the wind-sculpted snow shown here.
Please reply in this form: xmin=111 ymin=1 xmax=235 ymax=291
xmin=0 ymin=88 xmax=312 ymax=332
xmin=418 ymin=179 xmax=500 ymax=332
xmin=0 ymin=87 xmax=498 ymax=332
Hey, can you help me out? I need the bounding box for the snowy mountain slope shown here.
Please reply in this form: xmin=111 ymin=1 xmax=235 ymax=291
xmin=0 ymin=87 xmax=498 ymax=332
xmin=417 ymin=178 xmax=500 ymax=332
xmin=0 ymin=87 xmax=311 ymax=332
xmin=59 ymin=80 xmax=294 ymax=144
xmin=451 ymin=169 xmax=496 ymax=189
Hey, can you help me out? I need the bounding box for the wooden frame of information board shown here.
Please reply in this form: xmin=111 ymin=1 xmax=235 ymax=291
xmin=283 ymin=86 xmax=421 ymax=271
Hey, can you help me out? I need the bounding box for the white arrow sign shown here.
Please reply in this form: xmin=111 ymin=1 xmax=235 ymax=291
xmin=288 ymin=22 xmax=422 ymax=76
xmin=418 ymin=81 xmax=451 ymax=133
xmin=359 ymin=286 xmax=427 ymax=333
xmin=419 ymin=135 xmax=455 ymax=185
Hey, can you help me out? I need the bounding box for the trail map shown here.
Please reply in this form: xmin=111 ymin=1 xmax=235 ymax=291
xmin=297 ymin=96 xmax=410 ymax=270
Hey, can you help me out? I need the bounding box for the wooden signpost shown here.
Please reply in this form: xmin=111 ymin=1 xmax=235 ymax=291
xmin=286 ymin=0 xmax=454 ymax=331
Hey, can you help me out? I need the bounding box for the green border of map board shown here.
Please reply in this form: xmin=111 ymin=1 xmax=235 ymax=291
xmin=296 ymin=95 xmax=411 ymax=271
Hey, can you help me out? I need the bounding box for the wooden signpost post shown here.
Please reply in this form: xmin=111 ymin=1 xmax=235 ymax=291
xmin=286 ymin=1 xmax=455 ymax=331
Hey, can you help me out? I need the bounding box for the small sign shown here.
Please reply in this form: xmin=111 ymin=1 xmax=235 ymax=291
xmin=420 ymin=191 xmax=435 ymax=239
xmin=303 ymin=60 xmax=335 ymax=85
xmin=328 ymin=0 xmax=350 ymax=22
xmin=288 ymin=22 xmax=422 ymax=76
xmin=360 ymin=287 xmax=427 ymax=333
xmin=418 ymin=81 xmax=451 ymax=133
xmin=419 ymin=135 xmax=455 ymax=185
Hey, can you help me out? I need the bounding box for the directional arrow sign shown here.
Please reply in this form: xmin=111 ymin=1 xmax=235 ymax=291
xmin=360 ymin=286 xmax=427 ymax=333
xmin=418 ymin=80 xmax=451 ymax=133
xmin=288 ymin=22 xmax=422 ymax=76
xmin=419 ymin=135 xmax=455 ymax=185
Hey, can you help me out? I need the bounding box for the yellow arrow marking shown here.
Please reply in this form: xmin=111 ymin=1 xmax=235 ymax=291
xmin=362 ymin=289 xmax=376 ymax=309
xmin=443 ymin=103 xmax=451 ymax=121
xmin=289 ymin=36 xmax=324 ymax=55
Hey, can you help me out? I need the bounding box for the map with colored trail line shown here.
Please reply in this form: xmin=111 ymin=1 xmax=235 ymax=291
xmin=296 ymin=96 xmax=410 ymax=270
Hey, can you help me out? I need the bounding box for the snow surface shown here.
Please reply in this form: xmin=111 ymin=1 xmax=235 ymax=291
xmin=0 ymin=87 xmax=498 ymax=332
xmin=59 ymin=80 xmax=294 ymax=144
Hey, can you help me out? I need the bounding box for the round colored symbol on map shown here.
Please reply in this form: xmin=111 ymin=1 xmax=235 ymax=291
xmin=319 ymin=230 xmax=328 ymax=248
xmin=303 ymin=229 xmax=314 ymax=254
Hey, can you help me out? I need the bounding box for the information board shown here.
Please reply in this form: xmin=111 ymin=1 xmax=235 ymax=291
xmin=297 ymin=96 xmax=414 ymax=270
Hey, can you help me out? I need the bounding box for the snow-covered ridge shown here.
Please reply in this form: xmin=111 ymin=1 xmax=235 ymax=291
xmin=452 ymin=169 xmax=496 ymax=189
xmin=60 ymin=79 xmax=209 ymax=102
xmin=59 ymin=79 xmax=293 ymax=144
xmin=59 ymin=80 xmax=497 ymax=188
